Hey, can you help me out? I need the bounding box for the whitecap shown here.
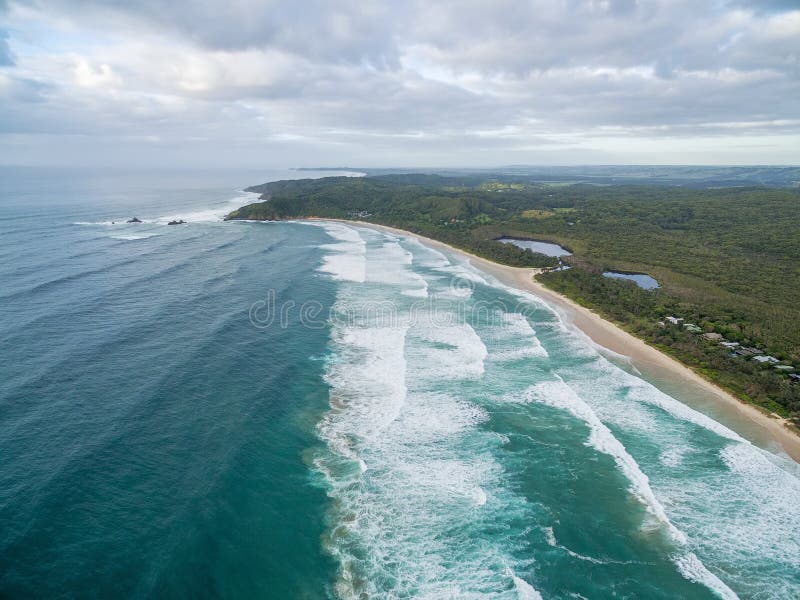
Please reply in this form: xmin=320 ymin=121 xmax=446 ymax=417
xmin=673 ymin=552 xmax=739 ymax=600
xmin=367 ymin=240 xmax=428 ymax=297
xmin=313 ymin=223 xmax=367 ymax=283
xmin=318 ymin=324 xmax=408 ymax=456
xmin=407 ymin=322 xmax=488 ymax=380
xmin=507 ymin=569 xmax=543 ymax=600
xmin=110 ymin=234 xmax=153 ymax=241
xmin=484 ymin=312 xmax=549 ymax=361
xmin=515 ymin=379 xmax=739 ymax=597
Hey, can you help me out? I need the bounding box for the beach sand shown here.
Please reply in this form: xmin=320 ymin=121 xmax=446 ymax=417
xmin=332 ymin=219 xmax=800 ymax=463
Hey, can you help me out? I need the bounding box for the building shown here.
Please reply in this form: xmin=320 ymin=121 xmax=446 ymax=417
xmin=719 ymin=341 xmax=740 ymax=348
xmin=665 ymin=316 xmax=683 ymax=325
xmin=752 ymin=355 xmax=779 ymax=364
xmin=702 ymin=333 xmax=724 ymax=341
xmin=683 ymin=323 xmax=702 ymax=333
xmin=735 ymin=347 xmax=763 ymax=356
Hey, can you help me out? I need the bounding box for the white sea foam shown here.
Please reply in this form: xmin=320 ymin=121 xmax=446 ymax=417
xmin=659 ymin=446 xmax=689 ymax=468
xmin=316 ymin=240 xmax=542 ymax=596
xmin=589 ymin=357 xmax=747 ymax=444
xmin=673 ymin=553 xmax=739 ymax=600
xmin=485 ymin=312 xmax=549 ymax=361
xmin=312 ymin=227 xmax=790 ymax=598
xmin=391 ymin=392 xmax=488 ymax=443
xmin=407 ymin=322 xmax=488 ymax=380
xmin=367 ymin=240 xmax=428 ymax=298
xmin=318 ymin=252 xmax=368 ymax=283
xmin=428 ymin=260 xmax=489 ymax=300
xmin=318 ymin=324 xmax=408 ymax=458
xmin=74 ymin=191 xmax=258 ymax=230
xmin=315 ymin=223 xmax=367 ymax=283
xmin=160 ymin=191 xmax=260 ymax=223
xmin=507 ymin=569 xmax=543 ymax=600
xmin=543 ymin=526 xmax=639 ymax=566
xmin=109 ymin=234 xmax=155 ymax=240
xmin=520 ymin=379 xmax=685 ymax=540
xmin=698 ymin=443 xmax=800 ymax=572
xmin=517 ymin=379 xmax=739 ymax=598
xmin=435 ymin=262 xmax=489 ymax=285
xmin=502 ymin=312 xmax=537 ymax=335
xmin=544 ymin=526 xmax=557 ymax=547
xmin=402 ymin=236 xmax=452 ymax=268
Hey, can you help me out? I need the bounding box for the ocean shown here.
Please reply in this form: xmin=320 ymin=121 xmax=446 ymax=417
xmin=0 ymin=168 xmax=798 ymax=599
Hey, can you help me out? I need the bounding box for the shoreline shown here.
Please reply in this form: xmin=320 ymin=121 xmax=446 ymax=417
xmin=323 ymin=218 xmax=800 ymax=463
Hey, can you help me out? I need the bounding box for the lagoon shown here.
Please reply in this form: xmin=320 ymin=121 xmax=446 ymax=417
xmin=498 ymin=237 xmax=572 ymax=257
xmin=603 ymin=271 xmax=660 ymax=289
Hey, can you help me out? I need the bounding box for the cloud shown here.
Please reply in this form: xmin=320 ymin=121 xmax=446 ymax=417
xmin=0 ymin=0 xmax=798 ymax=166
xmin=14 ymin=0 xmax=405 ymax=66
xmin=724 ymin=0 xmax=800 ymax=14
xmin=0 ymin=29 xmax=13 ymax=65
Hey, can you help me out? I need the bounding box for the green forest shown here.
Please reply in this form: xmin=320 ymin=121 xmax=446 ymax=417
xmin=228 ymin=174 xmax=800 ymax=422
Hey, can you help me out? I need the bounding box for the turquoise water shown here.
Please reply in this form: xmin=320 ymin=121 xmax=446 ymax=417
xmin=603 ymin=271 xmax=660 ymax=289
xmin=1 ymin=169 xmax=798 ymax=598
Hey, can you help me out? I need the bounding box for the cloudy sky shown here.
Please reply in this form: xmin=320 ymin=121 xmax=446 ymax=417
xmin=0 ymin=0 xmax=798 ymax=167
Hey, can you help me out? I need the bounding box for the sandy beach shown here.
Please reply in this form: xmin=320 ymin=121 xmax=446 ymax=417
xmin=331 ymin=219 xmax=800 ymax=463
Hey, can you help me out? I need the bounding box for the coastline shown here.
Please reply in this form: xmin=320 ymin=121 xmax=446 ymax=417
xmin=324 ymin=218 xmax=800 ymax=463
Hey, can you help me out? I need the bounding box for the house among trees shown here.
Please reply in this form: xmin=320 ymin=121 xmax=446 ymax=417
xmin=702 ymin=332 xmax=724 ymax=341
xmin=734 ymin=347 xmax=763 ymax=357
xmin=665 ymin=316 xmax=683 ymax=325
xmin=752 ymin=355 xmax=779 ymax=364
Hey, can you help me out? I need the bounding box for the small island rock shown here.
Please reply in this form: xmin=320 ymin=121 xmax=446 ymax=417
xmin=127 ymin=217 xmax=142 ymax=223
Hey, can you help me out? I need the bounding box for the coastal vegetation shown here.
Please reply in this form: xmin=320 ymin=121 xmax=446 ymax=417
xmin=228 ymin=174 xmax=800 ymax=423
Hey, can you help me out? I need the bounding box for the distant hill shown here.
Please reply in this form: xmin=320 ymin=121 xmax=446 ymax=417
xmin=293 ymin=165 xmax=800 ymax=188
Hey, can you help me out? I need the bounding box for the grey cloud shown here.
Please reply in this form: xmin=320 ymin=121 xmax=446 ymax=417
xmin=20 ymin=0 xmax=404 ymax=67
xmin=0 ymin=30 xmax=14 ymax=66
xmin=411 ymin=0 xmax=797 ymax=77
xmin=1 ymin=0 xmax=799 ymax=166
xmin=724 ymin=0 xmax=800 ymax=13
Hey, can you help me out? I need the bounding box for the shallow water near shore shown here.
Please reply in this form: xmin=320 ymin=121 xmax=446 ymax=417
xmin=1 ymin=168 xmax=799 ymax=598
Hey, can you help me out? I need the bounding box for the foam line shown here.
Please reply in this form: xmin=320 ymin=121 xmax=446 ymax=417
xmin=312 ymin=222 xmax=367 ymax=283
xmin=518 ymin=379 xmax=739 ymax=599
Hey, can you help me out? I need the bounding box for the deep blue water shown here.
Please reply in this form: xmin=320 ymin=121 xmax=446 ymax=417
xmin=0 ymin=168 xmax=346 ymax=597
xmin=1 ymin=168 xmax=798 ymax=599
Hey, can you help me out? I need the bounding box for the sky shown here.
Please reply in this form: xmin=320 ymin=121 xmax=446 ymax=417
xmin=0 ymin=0 xmax=798 ymax=168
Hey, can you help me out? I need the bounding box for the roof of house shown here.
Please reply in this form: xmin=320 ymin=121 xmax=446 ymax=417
xmin=752 ymin=355 xmax=779 ymax=363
